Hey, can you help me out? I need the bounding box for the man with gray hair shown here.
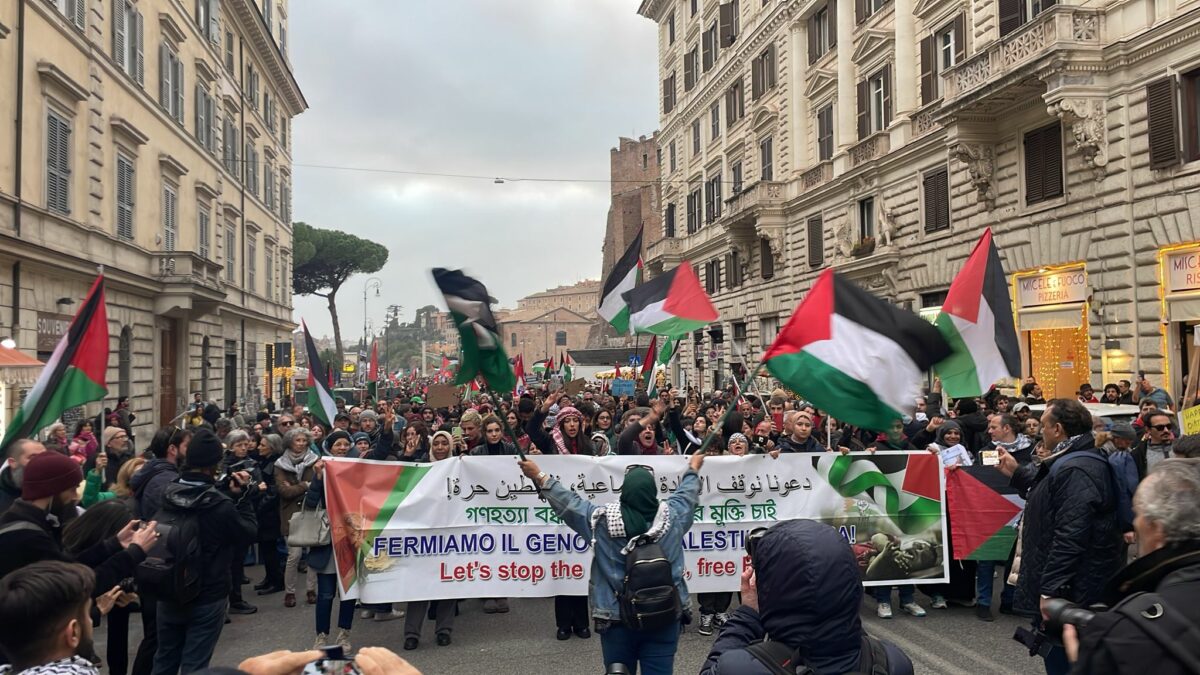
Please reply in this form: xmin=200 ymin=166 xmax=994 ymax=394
xmin=1066 ymin=459 xmax=1200 ymax=672
xmin=1172 ymin=434 xmax=1200 ymax=459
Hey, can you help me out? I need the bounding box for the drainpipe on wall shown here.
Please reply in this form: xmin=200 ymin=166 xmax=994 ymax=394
xmin=13 ymin=0 xmax=25 ymax=239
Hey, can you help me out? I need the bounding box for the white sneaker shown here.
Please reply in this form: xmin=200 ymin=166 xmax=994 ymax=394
xmin=714 ymin=612 xmax=730 ymax=628
xmin=313 ymin=633 xmax=328 ymax=650
xmin=931 ymin=594 xmax=948 ymax=609
xmin=359 ymin=609 xmax=374 ymax=620
xmin=373 ymin=608 xmax=405 ymax=622
xmin=876 ymin=602 xmax=893 ymax=619
xmin=901 ymin=602 xmax=927 ymax=617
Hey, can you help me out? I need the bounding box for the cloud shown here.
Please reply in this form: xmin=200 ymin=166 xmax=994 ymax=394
xmin=289 ymin=1 xmax=659 ymax=341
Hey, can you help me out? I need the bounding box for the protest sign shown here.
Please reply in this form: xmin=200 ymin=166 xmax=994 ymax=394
xmin=563 ymin=378 xmax=587 ymax=397
xmin=323 ymin=452 xmax=948 ymax=602
xmin=426 ymin=384 xmax=460 ymax=409
xmin=611 ymin=379 xmax=635 ymax=397
xmin=1182 ymin=405 xmax=1200 ymax=436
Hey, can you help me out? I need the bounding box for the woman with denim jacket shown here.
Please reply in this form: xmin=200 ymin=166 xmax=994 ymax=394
xmin=517 ymin=448 xmax=705 ymax=675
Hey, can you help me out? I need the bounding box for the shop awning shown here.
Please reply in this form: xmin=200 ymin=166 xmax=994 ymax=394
xmin=1166 ymin=295 xmax=1200 ymax=323
xmin=0 ymin=346 xmax=44 ymax=387
xmin=1018 ymin=305 xmax=1084 ymax=331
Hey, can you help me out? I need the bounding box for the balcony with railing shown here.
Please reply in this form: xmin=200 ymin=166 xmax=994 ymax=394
xmin=940 ymin=6 xmax=1104 ymax=115
xmin=801 ymin=161 xmax=833 ymax=190
xmin=151 ymin=252 xmax=226 ymax=317
xmin=849 ymin=132 xmax=891 ymax=168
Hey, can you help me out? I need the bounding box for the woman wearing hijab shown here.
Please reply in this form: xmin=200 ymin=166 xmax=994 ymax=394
xmin=404 ymin=431 xmax=459 ymax=650
xmin=518 ymin=451 xmax=706 ymax=674
xmin=278 ymin=427 xmax=320 ymax=608
xmin=526 ymin=399 xmax=595 ymax=455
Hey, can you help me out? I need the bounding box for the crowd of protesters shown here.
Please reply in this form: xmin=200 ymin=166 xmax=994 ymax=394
xmin=0 ymin=370 xmax=1198 ymax=674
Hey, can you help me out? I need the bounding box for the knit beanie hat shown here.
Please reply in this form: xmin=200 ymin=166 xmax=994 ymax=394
xmin=102 ymin=426 xmax=125 ymax=448
xmin=359 ymin=409 xmax=379 ymax=422
xmin=187 ymin=429 xmax=224 ymax=468
xmin=352 ymin=432 xmax=371 ymax=445
xmin=21 ymin=451 xmax=83 ymax=500
xmin=325 ymin=430 xmax=352 ymax=450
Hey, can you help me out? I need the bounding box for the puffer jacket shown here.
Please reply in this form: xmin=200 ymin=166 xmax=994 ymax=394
xmin=1072 ymin=542 xmax=1200 ymax=675
xmin=1013 ymin=434 xmax=1123 ymax=615
xmin=701 ymin=520 xmax=912 ymax=675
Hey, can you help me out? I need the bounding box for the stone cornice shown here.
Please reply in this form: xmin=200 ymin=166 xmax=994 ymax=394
xmin=110 ymin=116 xmax=150 ymax=146
xmin=227 ymin=0 xmax=307 ymax=115
xmin=195 ymin=180 xmax=221 ymax=200
xmin=37 ymin=62 xmax=88 ymax=102
xmin=159 ymin=153 xmax=189 ymax=178
xmin=159 ymin=12 xmax=187 ymax=45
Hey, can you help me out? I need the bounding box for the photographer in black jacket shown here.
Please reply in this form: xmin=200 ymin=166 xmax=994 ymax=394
xmin=1064 ymin=458 xmax=1200 ymax=674
xmin=150 ymin=429 xmax=257 ymax=675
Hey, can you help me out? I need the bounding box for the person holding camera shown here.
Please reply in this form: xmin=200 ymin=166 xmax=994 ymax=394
xmin=1061 ymin=458 xmax=1200 ymax=674
xmin=700 ymin=520 xmax=913 ymax=675
xmin=150 ymin=428 xmax=258 ymax=675
xmin=998 ymin=399 xmax=1123 ymax=675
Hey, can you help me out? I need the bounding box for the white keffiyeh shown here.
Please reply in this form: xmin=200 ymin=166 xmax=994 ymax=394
xmin=590 ymin=501 xmax=672 ymax=554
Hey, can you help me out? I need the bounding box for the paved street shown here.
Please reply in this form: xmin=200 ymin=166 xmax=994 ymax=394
xmin=97 ymin=588 xmax=1045 ymax=674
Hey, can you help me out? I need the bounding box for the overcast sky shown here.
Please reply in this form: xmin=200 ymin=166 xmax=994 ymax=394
xmin=288 ymin=1 xmax=659 ymax=341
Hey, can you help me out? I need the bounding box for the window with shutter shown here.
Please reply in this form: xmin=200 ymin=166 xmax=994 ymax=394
xmin=46 ymin=111 xmax=71 ymax=215
xmin=684 ymin=48 xmax=696 ymax=91
xmin=923 ymin=168 xmax=950 ymax=232
xmin=225 ymin=224 xmax=236 ymax=281
xmin=752 ymin=52 xmax=763 ymax=99
xmin=692 ymin=119 xmax=701 ymax=153
xmin=882 ymin=64 xmax=892 ymax=129
xmin=760 ymin=136 xmax=773 ymax=181
xmin=807 ymin=216 xmax=824 ymax=268
xmin=163 ymin=184 xmax=178 ymax=252
xmin=703 ymin=23 xmax=716 ymax=72
xmin=663 ymin=73 xmax=676 ymax=113
xmin=711 ymin=102 xmax=720 ymax=140
xmin=732 ymin=161 xmax=743 ymax=194
xmin=225 ymin=31 xmax=235 ymax=72
xmin=198 ymin=206 xmax=210 ymax=258
xmin=248 ymin=235 xmax=257 ymax=292
xmin=116 ymin=155 xmax=135 ymax=240
xmin=1024 ymin=123 xmax=1063 ymax=205
xmin=1183 ymin=70 xmax=1200 ymax=161
xmin=668 ymin=11 xmax=676 ymax=44
xmin=764 ymin=43 xmax=777 ymax=90
xmin=669 ymin=140 xmax=677 ymax=172
xmin=920 ymin=35 xmax=936 ymax=105
xmin=817 ymin=104 xmax=834 ymax=160
xmin=134 ymin=10 xmax=144 ymax=84
xmin=265 ymin=244 xmax=274 ymax=300
xmin=159 ymin=43 xmax=170 ymax=109
xmin=856 ymin=79 xmax=870 ymax=139
xmin=665 ymin=202 xmax=677 ymax=237
xmin=760 ymin=237 xmax=775 ymax=279
xmin=809 ymin=7 xmax=830 ymax=64
xmin=720 ymin=1 xmax=740 ymax=47
xmin=829 ymin=0 xmax=837 ymax=47
xmin=998 ymin=0 xmax=1024 ymax=36
xmin=1147 ymin=77 xmax=1181 ymax=168
xmin=711 ymin=175 xmax=722 ymax=219
xmin=174 ymin=59 xmax=184 ymax=123
xmin=114 ymin=0 xmax=127 ymax=71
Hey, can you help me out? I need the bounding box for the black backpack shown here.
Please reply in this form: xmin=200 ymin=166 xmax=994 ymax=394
xmin=135 ymin=487 xmax=215 ymax=604
xmin=746 ymin=634 xmax=892 ymax=675
xmin=617 ymin=539 xmax=681 ymax=631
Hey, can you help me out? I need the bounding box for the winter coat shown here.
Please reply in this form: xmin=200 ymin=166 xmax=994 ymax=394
xmin=468 ymin=440 xmax=518 ymax=456
xmin=701 ymin=520 xmax=913 ymax=675
xmin=275 ymin=450 xmax=319 ymax=536
xmin=1072 ymin=542 xmax=1200 ymax=675
xmin=254 ymin=455 xmax=282 ymax=541
xmin=157 ymin=472 xmax=257 ymax=604
xmin=775 ymin=434 xmax=826 ymax=453
xmin=1132 ymin=438 xmax=1173 ymax=482
xmin=0 ymin=499 xmax=145 ymax=592
xmin=129 ymin=458 xmax=181 ymax=520
xmin=1012 ymin=434 xmax=1123 ymax=615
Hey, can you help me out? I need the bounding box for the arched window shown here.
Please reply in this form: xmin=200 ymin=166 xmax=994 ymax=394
xmin=118 ymin=326 xmax=132 ymax=400
xmin=200 ymin=336 xmax=210 ymax=399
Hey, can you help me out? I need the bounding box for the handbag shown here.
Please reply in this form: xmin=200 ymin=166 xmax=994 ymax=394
xmin=286 ymin=502 xmax=330 ymax=547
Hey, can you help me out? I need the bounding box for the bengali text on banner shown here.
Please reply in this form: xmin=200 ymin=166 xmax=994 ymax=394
xmin=322 ymin=452 xmax=948 ymax=603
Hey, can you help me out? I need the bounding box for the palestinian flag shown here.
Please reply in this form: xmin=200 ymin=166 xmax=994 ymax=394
xmin=934 ymin=229 xmax=1021 ymax=398
xmin=366 ymin=340 xmax=379 ymax=400
xmin=303 ymin=321 xmax=337 ymax=428
xmin=947 ymin=464 xmax=1024 ymax=560
xmin=531 ymin=359 xmax=548 ymax=375
xmin=640 ymin=335 xmax=658 ymax=390
xmin=599 ymin=227 xmax=643 ymax=334
xmin=621 ymin=262 xmax=718 ymax=337
xmin=432 ymin=268 xmax=516 ymax=393
xmin=648 ymin=338 xmax=677 ymax=397
xmin=763 ymin=269 xmax=952 ymax=432
xmin=815 ymin=452 xmax=944 ymax=535
xmin=562 ymin=351 xmax=575 ymax=381
xmin=0 ymin=275 xmax=108 ymax=455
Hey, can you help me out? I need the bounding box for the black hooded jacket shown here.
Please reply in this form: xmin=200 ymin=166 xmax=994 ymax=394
xmin=0 ymin=465 xmax=20 ymax=515
xmin=701 ymin=520 xmax=912 ymax=675
xmin=158 ymin=472 xmax=257 ymax=604
xmin=129 ymin=458 xmax=181 ymax=520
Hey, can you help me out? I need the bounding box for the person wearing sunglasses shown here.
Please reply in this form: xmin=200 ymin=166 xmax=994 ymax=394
xmin=700 ymin=520 xmax=913 ymax=675
xmin=1133 ymin=410 xmax=1176 ymax=481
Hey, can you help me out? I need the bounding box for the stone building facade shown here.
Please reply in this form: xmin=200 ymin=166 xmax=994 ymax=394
xmin=516 ymin=280 xmax=601 ymax=316
xmin=638 ymin=0 xmax=1200 ymax=401
xmin=0 ymin=0 xmax=304 ymax=440
xmin=497 ymin=280 xmax=604 ymax=364
xmin=601 ymin=135 xmax=663 ymax=275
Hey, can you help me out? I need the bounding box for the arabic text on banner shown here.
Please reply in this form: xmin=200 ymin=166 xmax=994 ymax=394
xmin=321 ymin=452 xmax=948 ymax=603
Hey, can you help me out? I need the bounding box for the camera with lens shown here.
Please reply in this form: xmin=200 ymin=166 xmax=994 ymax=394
xmin=220 ymin=459 xmax=262 ymax=491
xmin=118 ymin=576 xmax=137 ymax=593
xmin=1012 ymin=598 xmax=1099 ymax=657
xmin=301 ymin=645 xmax=360 ymax=675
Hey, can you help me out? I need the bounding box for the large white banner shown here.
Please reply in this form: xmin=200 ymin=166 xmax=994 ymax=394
xmin=322 ymin=453 xmax=948 ymax=603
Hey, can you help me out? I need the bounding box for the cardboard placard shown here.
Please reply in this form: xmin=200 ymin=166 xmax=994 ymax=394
xmin=427 ymin=384 xmax=461 ymax=409
xmin=563 ymin=378 xmax=586 ymax=397
xmin=1181 ymin=405 xmax=1200 ymax=436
